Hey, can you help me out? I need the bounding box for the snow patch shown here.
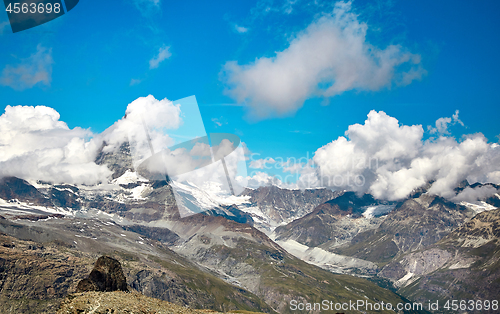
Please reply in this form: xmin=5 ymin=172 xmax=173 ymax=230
xmin=276 ymin=239 xmax=377 ymax=275
xmin=130 ymin=184 xmax=150 ymax=200
xmin=460 ymin=201 xmax=497 ymax=214
xmin=395 ymin=272 xmax=415 ymax=288
xmin=0 ymin=197 xmax=74 ymax=216
xmin=112 ymin=170 xmax=148 ymax=185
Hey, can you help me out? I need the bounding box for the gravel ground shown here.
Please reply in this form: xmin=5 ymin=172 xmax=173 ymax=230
xmin=57 ymin=291 xmax=228 ymax=314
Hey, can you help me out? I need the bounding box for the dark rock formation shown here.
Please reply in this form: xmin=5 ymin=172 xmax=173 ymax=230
xmin=76 ymin=256 xmax=128 ymax=292
xmin=274 ymin=192 xmax=392 ymax=247
xmin=0 ymin=233 xmax=89 ymax=314
xmin=0 ymin=176 xmax=52 ymax=206
xmin=240 ymin=186 xmax=340 ymax=231
xmin=333 ymin=194 xmax=474 ymax=263
xmin=94 ymin=141 xmax=134 ymax=179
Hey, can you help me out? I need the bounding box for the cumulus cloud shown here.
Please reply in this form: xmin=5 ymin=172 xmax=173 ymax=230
xmin=242 ymin=156 xmax=320 ymax=190
xmin=313 ymin=110 xmax=500 ymax=201
xmin=281 ymin=158 xmax=314 ymax=173
xmin=0 ymin=95 xmax=184 ymax=185
xmin=240 ymin=167 xmax=317 ymax=190
xmin=0 ymin=95 xmax=251 ymax=206
xmin=428 ymin=110 xmax=464 ymax=135
xmin=222 ymin=1 xmax=425 ymax=118
xmin=102 ymin=95 xmax=182 ymax=168
xmin=0 ymin=105 xmax=110 ymax=184
xmin=149 ymin=46 xmax=171 ymax=69
xmin=452 ymin=185 xmax=499 ymax=203
xmin=466 ymin=143 xmax=500 ymax=184
xmin=1 ymin=44 xmax=53 ymax=90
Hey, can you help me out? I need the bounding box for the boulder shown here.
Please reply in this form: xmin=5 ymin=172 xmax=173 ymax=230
xmin=76 ymin=256 xmax=128 ymax=292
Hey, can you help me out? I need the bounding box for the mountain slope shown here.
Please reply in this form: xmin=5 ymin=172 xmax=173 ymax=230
xmin=333 ymin=194 xmax=475 ymax=265
xmin=57 ymin=291 xmax=251 ymax=314
xmin=378 ymin=208 xmax=500 ymax=309
xmin=0 ymin=216 xmax=274 ymax=314
xmin=240 ymin=186 xmax=339 ymax=232
xmin=0 ymin=176 xmax=414 ymax=314
xmin=274 ymin=192 xmax=395 ymax=249
xmin=162 ymin=214 xmax=413 ymax=314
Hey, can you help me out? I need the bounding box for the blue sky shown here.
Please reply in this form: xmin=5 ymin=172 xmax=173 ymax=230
xmin=1 ymin=0 xmax=499 ymax=190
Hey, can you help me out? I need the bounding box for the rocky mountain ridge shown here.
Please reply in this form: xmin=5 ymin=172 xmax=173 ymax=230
xmin=1 ymin=141 xmax=499 ymax=313
xmin=0 ymin=174 xmax=412 ymax=313
xmin=378 ymin=207 xmax=500 ymax=309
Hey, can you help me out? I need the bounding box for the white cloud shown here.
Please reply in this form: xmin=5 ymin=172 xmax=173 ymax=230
xmin=466 ymin=143 xmax=500 ymax=185
xmin=234 ymin=24 xmax=249 ymax=33
xmin=0 ymin=95 xmax=251 ymax=201
xmin=1 ymin=44 xmax=53 ymax=90
xmin=240 ymin=167 xmax=317 ymax=190
xmin=0 ymin=95 xmax=184 ymax=185
xmin=280 ymin=158 xmax=316 ymax=174
xmin=313 ymin=110 xmax=500 ymax=201
xmin=0 ymin=105 xmax=110 ymax=184
xmin=428 ymin=110 xmax=464 ymax=135
xmin=222 ymin=1 xmax=425 ymax=118
xmin=249 ymin=157 xmax=276 ymax=169
xmin=282 ymin=162 xmax=304 ymax=174
xmin=212 ymin=118 xmax=222 ymax=127
xmin=149 ymin=46 xmax=171 ymax=69
xmin=211 ymin=117 xmax=227 ymax=127
xmin=452 ymin=110 xmax=464 ymax=126
xmin=102 ymin=95 xmax=182 ymax=166
xmin=452 ymin=185 xmax=498 ymax=203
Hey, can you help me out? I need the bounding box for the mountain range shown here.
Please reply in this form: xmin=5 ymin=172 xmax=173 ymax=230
xmin=1 ymin=142 xmax=499 ymax=313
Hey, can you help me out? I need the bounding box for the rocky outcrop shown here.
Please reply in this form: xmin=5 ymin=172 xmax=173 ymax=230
xmin=0 ymin=176 xmax=83 ymax=210
xmin=168 ymin=216 xmax=411 ymax=314
xmin=76 ymin=256 xmax=128 ymax=292
xmin=376 ymin=208 xmax=500 ymax=307
xmin=0 ymin=176 xmax=52 ymax=206
xmin=0 ymin=218 xmax=275 ymax=313
xmin=0 ymin=233 xmax=91 ymax=314
xmin=241 ymin=186 xmax=339 ymax=230
xmin=274 ymin=192 xmax=393 ymax=248
xmin=379 ymin=248 xmax=453 ymax=288
xmin=333 ymin=194 xmax=475 ymax=264
xmin=447 ymin=207 xmax=500 ymax=247
xmin=94 ymin=141 xmax=134 ymax=179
